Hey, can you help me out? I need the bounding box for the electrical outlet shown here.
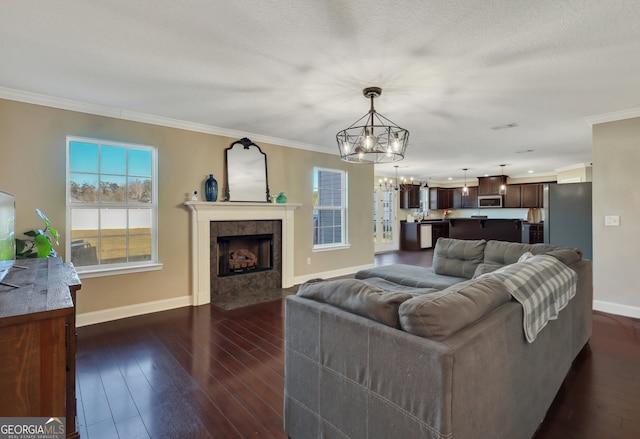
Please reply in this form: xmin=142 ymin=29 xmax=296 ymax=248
xmin=306 ymin=257 xmax=311 ymax=265
xmin=605 ymin=215 xmax=620 ymax=226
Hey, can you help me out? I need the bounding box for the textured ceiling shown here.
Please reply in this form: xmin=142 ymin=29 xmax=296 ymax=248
xmin=2 ymin=0 xmax=640 ymax=182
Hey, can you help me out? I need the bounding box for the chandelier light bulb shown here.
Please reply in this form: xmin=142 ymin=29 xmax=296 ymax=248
xmin=364 ymin=128 xmax=373 ymax=149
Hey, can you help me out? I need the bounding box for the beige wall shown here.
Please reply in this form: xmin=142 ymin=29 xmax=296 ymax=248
xmin=0 ymin=99 xmax=373 ymax=315
xmin=593 ymin=117 xmax=640 ymax=316
xmin=557 ymin=165 xmax=592 ymax=183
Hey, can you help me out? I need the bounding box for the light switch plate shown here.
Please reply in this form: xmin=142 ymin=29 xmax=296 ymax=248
xmin=605 ymin=215 xmax=620 ymax=226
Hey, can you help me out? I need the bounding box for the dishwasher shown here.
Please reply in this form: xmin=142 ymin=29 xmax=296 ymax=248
xmin=420 ymin=224 xmax=433 ymax=248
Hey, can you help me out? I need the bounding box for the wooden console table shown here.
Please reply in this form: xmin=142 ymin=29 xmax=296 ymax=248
xmin=0 ymin=257 xmax=81 ymax=439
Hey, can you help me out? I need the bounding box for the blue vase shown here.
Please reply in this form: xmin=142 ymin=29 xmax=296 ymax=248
xmin=205 ymin=174 xmax=218 ymax=202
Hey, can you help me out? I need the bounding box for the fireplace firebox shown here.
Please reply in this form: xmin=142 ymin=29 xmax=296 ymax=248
xmin=217 ymin=233 xmax=273 ymax=276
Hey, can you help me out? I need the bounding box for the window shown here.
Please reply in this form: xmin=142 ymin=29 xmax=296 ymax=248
xmin=313 ymin=167 xmax=348 ymax=249
xmin=66 ymin=136 xmax=160 ymax=276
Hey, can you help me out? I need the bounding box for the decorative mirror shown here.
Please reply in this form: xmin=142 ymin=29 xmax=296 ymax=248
xmin=224 ymin=137 xmax=270 ymax=202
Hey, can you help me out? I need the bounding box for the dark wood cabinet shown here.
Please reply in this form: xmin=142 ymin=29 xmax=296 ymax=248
xmin=504 ymin=184 xmax=522 ymax=208
xmin=453 ymin=186 xmax=478 ymax=208
xmin=522 ymin=183 xmax=543 ymax=208
xmin=530 ymin=223 xmax=544 ymax=243
xmin=401 ymin=221 xmax=449 ymax=250
xmin=522 ymin=223 xmax=544 ymax=243
xmin=400 ymin=184 xmax=421 ymax=209
xmin=478 ymin=176 xmax=507 ymax=195
xmin=0 ymin=258 xmax=81 ymax=439
xmin=429 ymin=188 xmax=454 ymax=209
xmin=431 ymin=222 xmax=450 ymax=243
xmin=504 ymin=183 xmax=544 ymax=208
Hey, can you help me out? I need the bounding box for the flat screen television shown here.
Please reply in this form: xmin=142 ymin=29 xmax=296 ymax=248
xmin=0 ymin=190 xmax=16 ymax=283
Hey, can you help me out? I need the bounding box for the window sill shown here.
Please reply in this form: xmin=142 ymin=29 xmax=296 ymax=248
xmin=312 ymin=244 xmax=351 ymax=252
xmin=76 ymin=262 xmax=163 ymax=279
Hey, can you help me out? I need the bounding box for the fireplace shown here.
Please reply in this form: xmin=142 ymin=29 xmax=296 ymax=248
xmin=210 ymin=219 xmax=282 ymax=308
xmin=217 ymin=233 xmax=273 ymax=276
xmin=184 ymin=201 xmax=299 ymax=307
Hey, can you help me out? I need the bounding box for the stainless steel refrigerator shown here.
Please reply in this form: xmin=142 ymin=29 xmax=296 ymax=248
xmin=543 ymin=182 xmax=592 ymax=259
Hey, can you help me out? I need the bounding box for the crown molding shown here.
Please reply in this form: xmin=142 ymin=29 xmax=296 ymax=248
xmin=0 ymin=86 xmax=330 ymax=154
xmin=555 ymin=162 xmax=592 ymax=173
xmin=585 ymin=107 xmax=640 ymax=125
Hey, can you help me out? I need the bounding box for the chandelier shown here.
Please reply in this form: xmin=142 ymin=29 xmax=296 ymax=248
xmin=336 ymin=87 xmax=409 ymax=163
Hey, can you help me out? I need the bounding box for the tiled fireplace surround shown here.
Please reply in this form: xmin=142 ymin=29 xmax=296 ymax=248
xmin=185 ymin=202 xmax=300 ymax=307
xmin=210 ymin=219 xmax=282 ymax=308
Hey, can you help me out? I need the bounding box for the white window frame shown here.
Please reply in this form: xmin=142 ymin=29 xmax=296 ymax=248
xmin=313 ymin=167 xmax=349 ymax=251
xmin=65 ymin=136 xmax=161 ymax=278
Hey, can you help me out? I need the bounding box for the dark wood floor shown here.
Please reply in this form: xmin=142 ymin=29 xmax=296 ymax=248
xmin=76 ymin=250 xmax=640 ymax=438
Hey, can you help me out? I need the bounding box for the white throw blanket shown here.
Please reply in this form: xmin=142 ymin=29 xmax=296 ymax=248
xmin=481 ymin=254 xmax=577 ymax=342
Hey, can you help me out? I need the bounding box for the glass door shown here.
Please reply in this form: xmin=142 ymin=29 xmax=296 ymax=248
xmin=373 ymin=188 xmax=398 ymax=253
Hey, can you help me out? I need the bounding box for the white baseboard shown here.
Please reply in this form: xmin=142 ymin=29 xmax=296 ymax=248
xmin=78 ymin=263 xmax=376 ymax=326
xmin=292 ymin=263 xmax=374 ymax=286
xmin=593 ymin=300 xmax=640 ymax=319
xmin=77 ymin=295 xmax=193 ymax=327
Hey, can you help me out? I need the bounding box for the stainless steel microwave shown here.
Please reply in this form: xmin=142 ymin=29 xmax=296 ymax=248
xmin=478 ymin=195 xmax=503 ymax=208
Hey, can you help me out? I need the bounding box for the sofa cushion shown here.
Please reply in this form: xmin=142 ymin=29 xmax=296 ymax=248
xmin=484 ymin=240 xmax=558 ymax=266
xmin=432 ymin=238 xmax=487 ymax=279
xmin=355 ymin=264 xmax=466 ymax=290
xmin=544 ymin=248 xmax=582 ymax=266
xmin=398 ymin=276 xmax=512 ymax=341
xmin=472 ymin=262 xmax=503 ymax=278
xmin=359 ymin=277 xmax=439 ymax=296
xmin=297 ymin=278 xmax=413 ymax=328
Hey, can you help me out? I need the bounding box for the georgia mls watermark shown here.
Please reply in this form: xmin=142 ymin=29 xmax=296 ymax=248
xmin=0 ymin=417 xmax=65 ymax=439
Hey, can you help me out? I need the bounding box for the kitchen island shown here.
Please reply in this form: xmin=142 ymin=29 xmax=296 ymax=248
xmin=448 ymin=218 xmax=541 ymax=243
xmin=400 ymin=218 xmax=543 ymax=250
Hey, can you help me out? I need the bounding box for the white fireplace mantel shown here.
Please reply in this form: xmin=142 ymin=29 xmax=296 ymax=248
xmin=184 ymin=201 xmax=301 ymax=305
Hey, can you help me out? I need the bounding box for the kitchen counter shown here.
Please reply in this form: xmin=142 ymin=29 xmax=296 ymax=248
xmin=448 ymin=218 xmax=529 ymax=242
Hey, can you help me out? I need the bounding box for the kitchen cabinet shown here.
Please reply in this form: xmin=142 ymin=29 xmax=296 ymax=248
xmin=400 ymin=221 xmax=448 ymax=250
xmin=522 ymin=223 xmax=544 ymax=243
xmin=401 ymin=221 xmax=422 ymax=250
xmin=522 ymin=184 xmax=543 ymax=208
xmin=529 ymin=223 xmax=544 ymax=243
xmin=429 ymin=188 xmax=454 ymax=209
xmin=504 ymin=184 xmax=543 ymax=208
xmin=478 ymin=176 xmax=507 ymax=196
xmin=504 ymin=184 xmax=522 ymax=208
xmin=453 ymin=186 xmax=478 ymax=208
xmin=400 ymin=184 xmax=421 ymax=209
xmin=431 ymin=222 xmax=449 ymax=243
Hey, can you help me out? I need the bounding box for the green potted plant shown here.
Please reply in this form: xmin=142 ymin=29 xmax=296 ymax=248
xmin=15 ymin=209 xmax=59 ymax=258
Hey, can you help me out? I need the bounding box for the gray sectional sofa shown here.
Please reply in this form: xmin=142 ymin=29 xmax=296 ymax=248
xmin=284 ymin=238 xmax=593 ymax=439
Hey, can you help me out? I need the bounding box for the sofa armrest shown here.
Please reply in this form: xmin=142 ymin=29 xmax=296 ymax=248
xmin=284 ymin=295 xmax=455 ymax=439
xmin=440 ymin=258 xmax=592 ymax=439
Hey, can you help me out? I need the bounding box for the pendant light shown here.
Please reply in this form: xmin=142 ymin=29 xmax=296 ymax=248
xmin=462 ymin=168 xmax=469 ymax=197
xmin=498 ymin=164 xmax=507 ymax=195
